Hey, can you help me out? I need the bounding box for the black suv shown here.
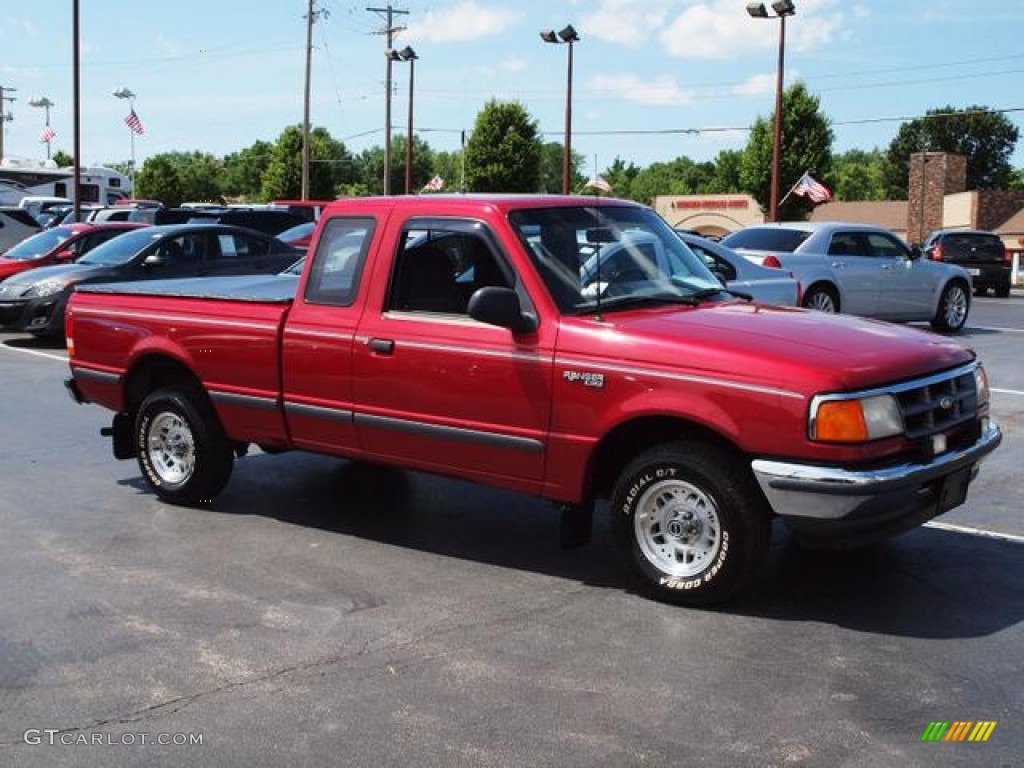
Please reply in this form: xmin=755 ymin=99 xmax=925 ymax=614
xmin=922 ymin=229 xmax=1011 ymax=297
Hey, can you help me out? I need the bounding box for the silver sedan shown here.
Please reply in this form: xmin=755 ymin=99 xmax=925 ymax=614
xmin=676 ymin=232 xmax=799 ymax=306
xmin=720 ymin=222 xmax=973 ymax=332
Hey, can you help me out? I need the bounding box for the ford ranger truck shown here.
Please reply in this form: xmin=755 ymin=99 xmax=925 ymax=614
xmin=64 ymin=195 xmax=1002 ymax=606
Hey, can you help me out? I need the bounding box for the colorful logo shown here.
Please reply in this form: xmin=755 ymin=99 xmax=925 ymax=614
xmin=921 ymin=721 xmax=997 ymax=742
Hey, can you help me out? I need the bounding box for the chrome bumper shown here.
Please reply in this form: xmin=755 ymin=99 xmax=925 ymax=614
xmin=751 ymin=419 xmax=1002 ymax=523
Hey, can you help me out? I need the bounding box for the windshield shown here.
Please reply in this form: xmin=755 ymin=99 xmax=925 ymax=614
xmin=720 ymin=227 xmax=812 ymax=252
xmin=508 ymin=205 xmax=722 ymax=314
xmin=3 ymin=228 xmax=72 ymax=260
xmin=78 ymin=228 xmax=163 ymax=265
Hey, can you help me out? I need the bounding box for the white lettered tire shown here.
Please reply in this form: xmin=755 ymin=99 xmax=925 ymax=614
xmin=135 ymin=386 xmax=235 ymax=505
xmin=611 ymin=441 xmax=771 ymax=606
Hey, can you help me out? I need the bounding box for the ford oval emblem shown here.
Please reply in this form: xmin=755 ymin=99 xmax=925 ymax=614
xmin=939 ymin=396 xmax=954 ymax=410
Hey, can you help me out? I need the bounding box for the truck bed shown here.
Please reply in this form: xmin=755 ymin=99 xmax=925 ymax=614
xmin=78 ymin=274 xmax=299 ymax=304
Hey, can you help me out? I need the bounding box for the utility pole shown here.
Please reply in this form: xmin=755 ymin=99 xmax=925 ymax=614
xmin=302 ymin=0 xmax=328 ymax=201
xmin=0 ymin=85 xmax=17 ymax=166
xmin=367 ymin=5 xmax=408 ymax=195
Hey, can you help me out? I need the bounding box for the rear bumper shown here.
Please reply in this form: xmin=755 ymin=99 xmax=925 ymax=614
xmin=751 ymin=419 xmax=1002 ymax=542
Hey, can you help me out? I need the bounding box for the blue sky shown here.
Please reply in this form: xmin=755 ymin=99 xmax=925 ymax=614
xmin=3 ymin=0 xmax=1023 ymax=181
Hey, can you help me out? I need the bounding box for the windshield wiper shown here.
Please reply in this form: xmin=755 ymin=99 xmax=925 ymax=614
xmin=576 ymin=294 xmax=700 ymax=316
xmin=689 ymin=287 xmax=753 ymax=302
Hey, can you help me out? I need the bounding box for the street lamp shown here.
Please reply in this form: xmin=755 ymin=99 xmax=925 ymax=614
xmin=113 ymin=87 xmax=137 ymax=187
xmin=388 ymin=46 xmax=418 ymax=195
xmin=29 ymin=96 xmax=55 ymax=160
xmin=540 ymin=23 xmax=579 ymax=195
xmin=746 ymin=1 xmax=795 ymax=222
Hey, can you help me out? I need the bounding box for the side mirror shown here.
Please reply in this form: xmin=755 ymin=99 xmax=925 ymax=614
xmin=54 ymin=248 xmax=75 ymax=262
xmin=909 ymin=245 xmax=923 ymax=261
xmin=143 ymin=252 xmax=167 ymax=268
xmin=468 ymin=286 xmax=537 ymax=334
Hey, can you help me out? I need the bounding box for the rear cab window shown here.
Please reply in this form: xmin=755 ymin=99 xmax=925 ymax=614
xmin=304 ymin=217 xmax=375 ymax=306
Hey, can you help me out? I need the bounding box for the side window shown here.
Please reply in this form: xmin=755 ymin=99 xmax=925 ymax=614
xmin=864 ymin=232 xmax=908 ymax=259
xmin=158 ymin=235 xmax=202 ymax=264
xmin=217 ymin=234 xmax=269 ymax=260
xmin=827 ymin=232 xmax=861 ymax=256
xmin=388 ymin=223 xmax=511 ymax=315
xmin=687 ymin=242 xmax=736 ymax=281
xmin=304 ymin=217 xmax=374 ymax=306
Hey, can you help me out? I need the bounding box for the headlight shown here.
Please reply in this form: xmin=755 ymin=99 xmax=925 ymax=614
xmin=810 ymin=394 xmax=903 ymax=443
xmin=26 ymin=279 xmax=71 ymax=298
xmin=974 ymin=365 xmax=990 ymax=407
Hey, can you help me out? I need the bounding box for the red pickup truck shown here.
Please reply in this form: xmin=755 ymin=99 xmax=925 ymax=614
xmin=65 ymin=195 xmax=1002 ymax=605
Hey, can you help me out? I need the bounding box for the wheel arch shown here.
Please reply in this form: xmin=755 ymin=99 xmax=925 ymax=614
xmin=802 ymin=279 xmax=841 ymax=311
xmin=123 ymin=353 xmax=206 ymax=414
xmin=585 ymin=415 xmax=749 ymax=501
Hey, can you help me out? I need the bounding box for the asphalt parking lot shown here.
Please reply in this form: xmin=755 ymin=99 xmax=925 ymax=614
xmin=0 ymin=296 xmax=1021 ymax=767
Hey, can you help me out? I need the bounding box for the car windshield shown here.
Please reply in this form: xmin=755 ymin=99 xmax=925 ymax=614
xmin=278 ymin=222 xmax=315 ymax=241
xmin=721 ymin=228 xmax=812 ymax=252
xmin=3 ymin=228 xmax=72 ymax=260
xmin=508 ymin=205 xmax=723 ymax=314
xmin=77 ymin=228 xmax=165 ymax=265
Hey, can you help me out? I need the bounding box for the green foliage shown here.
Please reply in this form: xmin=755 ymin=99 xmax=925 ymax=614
xmin=740 ymin=81 xmax=834 ymax=220
xmin=833 ymin=149 xmax=889 ymax=201
xmin=1009 ymin=167 xmax=1024 ymax=192
xmin=884 ymin=106 xmax=1020 ymax=197
xmin=222 ymin=140 xmax=272 ymax=201
xmin=52 ymin=150 xmax=74 ymax=168
xmin=432 ymin=150 xmax=464 ymax=192
xmin=538 ymin=141 xmax=586 ymax=193
xmin=135 ymin=155 xmax=184 ymax=207
xmin=261 ymin=125 xmax=356 ymax=201
xmin=705 ymin=150 xmax=744 ymax=194
xmin=464 ymin=101 xmax=542 ymax=193
xmin=601 ymin=157 xmax=641 ymax=201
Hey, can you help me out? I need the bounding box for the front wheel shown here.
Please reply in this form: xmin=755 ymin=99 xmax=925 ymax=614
xmin=802 ymin=285 xmax=838 ymax=313
xmin=931 ymin=280 xmax=970 ymax=333
xmin=135 ymin=387 xmax=234 ymax=505
xmin=610 ymin=441 xmax=771 ymax=606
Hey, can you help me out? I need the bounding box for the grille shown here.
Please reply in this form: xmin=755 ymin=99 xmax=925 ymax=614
xmin=895 ymin=369 xmax=977 ymax=440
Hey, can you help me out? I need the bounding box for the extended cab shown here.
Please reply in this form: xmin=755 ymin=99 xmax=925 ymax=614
xmin=65 ymin=196 xmax=1002 ymax=605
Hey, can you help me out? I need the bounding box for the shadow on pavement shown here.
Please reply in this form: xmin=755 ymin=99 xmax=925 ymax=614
xmin=117 ymin=450 xmax=1024 ymax=638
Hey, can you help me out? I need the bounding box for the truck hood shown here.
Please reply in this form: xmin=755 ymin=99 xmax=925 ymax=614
xmin=558 ymin=302 xmax=974 ymax=395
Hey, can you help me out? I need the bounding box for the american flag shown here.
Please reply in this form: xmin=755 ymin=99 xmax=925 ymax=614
xmin=793 ymin=172 xmax=831 ymax=204
xmin=39 ymin=125 xmax=56 ymax=143
xmin=124 ymin=108 xmax=144 ymax=136
xmin=421 ymin=175 xmax=444 ymax=193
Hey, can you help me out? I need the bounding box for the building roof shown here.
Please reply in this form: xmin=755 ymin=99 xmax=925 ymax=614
xmin=995 ymin=206 xmax=1024 ymax=236
xmin=808 ymin=201 xmax=908 ymax=232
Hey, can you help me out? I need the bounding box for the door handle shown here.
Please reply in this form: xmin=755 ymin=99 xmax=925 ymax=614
xmin=880 ymin=264 xmax=892 ymax=270
xmin=831 ymin=261 xmax=845 ymax=269
xmin=368 ymin=338 xmax=395 ymax=355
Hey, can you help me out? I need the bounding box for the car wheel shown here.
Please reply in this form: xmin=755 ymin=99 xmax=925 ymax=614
xmin=610 ymin=441 xmax=771 ymax=606
xmin=931 ymin=280 xmax=970 ymax=333
xmin=801 ymin=284 xmax=838 ymax=313
xmin=995 ymin=282 xmax=1011 ymax=299
xmin=135 ymin=386 xmax=234 ymax=505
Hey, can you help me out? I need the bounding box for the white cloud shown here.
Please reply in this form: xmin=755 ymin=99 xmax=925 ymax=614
xmin=587 ymin=73 xmax=694 ymax=106
xmin=732 ymin=73 xmax=775 ymax=97
xmin=501 ymin=56 xmax=527 ymax=73
xmin=405 ymin=1 xmax=523 ymax=43
xmin=660 ymin=0 xmax=846 ymax=59
xmin=578 ymin=0 xmax=676 ymax=46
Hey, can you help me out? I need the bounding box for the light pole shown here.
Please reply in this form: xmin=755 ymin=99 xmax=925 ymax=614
xmin=747 ymin=1 xmax=795 ymax=222
xmin=113 ymin=87 xmax=136 ymax=188
xmin=0 ymin=85 xmax=16 ymax=166
xmin=540 ymin=24 xmax=579 ymax=195
xmin=29 ymin=96 xmax=55 ymax=161
xmin=388 ymin=46 xmax=418 ymax=195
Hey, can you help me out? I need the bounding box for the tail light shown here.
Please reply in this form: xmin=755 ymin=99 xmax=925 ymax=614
xmin=929 ymin=243 xmax=944 ymax=262
xmin=762 ymin=254 xmax=783 ymax=269
xmin=65 ymin=307 xmax=75 ymax=358
xmin=1004 ymin=246 xmax=1012 ymax=264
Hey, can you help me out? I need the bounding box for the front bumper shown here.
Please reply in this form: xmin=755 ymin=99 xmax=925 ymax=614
xmin=0 ymin=294 xmax=63 ymax=334
xmin=751 ymin=419 xmax=1002 ymax=542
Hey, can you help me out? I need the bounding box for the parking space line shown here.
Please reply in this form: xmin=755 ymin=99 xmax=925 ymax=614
xmin=0 ymin=343 xmax=68 ymax=363
xmin=925 ymin=521 xmax=1024 ymax=544
xmin=968 ymin=325 xmax=1024 ymax=334
xmin=992 ymin=388 xmax=1024 ymax=397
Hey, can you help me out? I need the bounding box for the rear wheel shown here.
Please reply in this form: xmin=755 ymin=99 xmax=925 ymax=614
xmin=610 ymin=441 xmax=771 ymax=606
xmin=931 ymin=280 xmax=970 ymax=333
xmin=802 ymin=284 xmax=838 ymax=313
xmin=135 ymin=386 xmax=234 ymax=505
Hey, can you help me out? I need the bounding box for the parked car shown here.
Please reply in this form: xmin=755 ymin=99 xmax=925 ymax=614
xmin=676 ymin=232 xmax=799 ymax=306
xmin=721 ymin=222 xmax=973 ymax=332
xmin=0 ymin=223 xmax=301 ymax=336
xmin=0 ymin=206 xmax=42 ymax=252
xmin=277 ymin=221 xmax=316 ymax=249
xmin=0 ymin=222 xmax=145 ymax=281
xmin=922 ymin=229 xmax=1011 ymax=297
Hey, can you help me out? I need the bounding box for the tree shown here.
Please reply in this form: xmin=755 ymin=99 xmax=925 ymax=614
xmin=833 ymin=149 xmax=888 ymax=201
xmin=464 ymin=101 xmax=542 ymax=193
xmin=740 ymin=81 xmax=834 ymax=220
xmin=538 ymin=141 xmax=585 ymax=193
xmin=261 ymin=126 xmax=356 ymax=201
xmin=602 ymin=157 xmax=641 ymax=201
xmin=136 ymin=155 xmax=184 ymax=207
xmin=706 ymin=150 xmax=743 ymax=194
xmin=52 ymin=150 xmax=74 ymax=168
xmin=432 ymin=150 xmax=464 ymax=192
xmin=222 ymin=140 xmax=273 ymax=201
xmin=884 ymin=106 xmax=1020 ymax=197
